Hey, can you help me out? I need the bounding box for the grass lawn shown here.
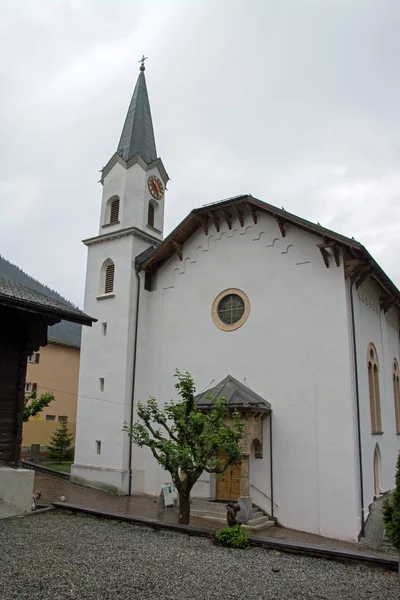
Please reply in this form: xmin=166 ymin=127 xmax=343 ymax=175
xmin=40 ymin=460 xmax=72 ymax=473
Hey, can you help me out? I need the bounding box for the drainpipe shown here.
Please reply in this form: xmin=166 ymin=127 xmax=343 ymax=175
xmin=269 ymin=413 xmax=274 ymax=519
xmin=349 ymin=280 xmax=365 ymax=537
xmin=128 ymin=268 xmax=141 ymax=496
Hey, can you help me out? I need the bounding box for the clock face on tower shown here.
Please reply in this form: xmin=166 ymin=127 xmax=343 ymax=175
xmin=148 ymin=175 xmax=164 ymax=200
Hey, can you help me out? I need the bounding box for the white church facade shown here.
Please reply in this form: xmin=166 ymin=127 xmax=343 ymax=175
xmin=72 ymin=64 xmax=400 ymax=542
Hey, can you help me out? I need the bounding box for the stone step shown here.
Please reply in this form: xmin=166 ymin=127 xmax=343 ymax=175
xmin=242 ymin=518 xmax=275 ymax=532
xmin=191 ymin=501 xmax=259 ymax=514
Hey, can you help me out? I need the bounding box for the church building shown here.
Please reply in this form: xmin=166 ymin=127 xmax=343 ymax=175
xmin=72 ymin=62 xmax=400 ymax=542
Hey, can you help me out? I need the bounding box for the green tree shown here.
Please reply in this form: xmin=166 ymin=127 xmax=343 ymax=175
xmin=124 ymin=370 xmax=244 ymax=525
xmin=383 ymin=453 xmax=400 ymax=552
xmin=47 ymin=417 xmax=74 ymax=462
xmin=23 ymin=391 xmax=55 ymax=422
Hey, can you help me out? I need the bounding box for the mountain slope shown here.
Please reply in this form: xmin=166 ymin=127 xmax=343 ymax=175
xmin=0 ymin=255 xmax=82 ymax=347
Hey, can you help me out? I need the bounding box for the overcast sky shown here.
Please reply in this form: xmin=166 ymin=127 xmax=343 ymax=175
xmin=1 ymin=0 xmax=400 ymax=306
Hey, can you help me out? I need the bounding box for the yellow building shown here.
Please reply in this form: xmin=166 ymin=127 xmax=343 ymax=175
xmin=22 ymin=338 xmax=80 ymax=448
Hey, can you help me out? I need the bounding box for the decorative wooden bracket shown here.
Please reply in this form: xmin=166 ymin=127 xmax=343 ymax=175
xmin=196 ymin=215 xmax=208 ymax=235
xmin=316 ymin=240 xmax=341 ymax=267
xmin=223 ymin=210 xmax=232 ymax=230
xmin=355 ymin=265 xmax=373 ymax=289
xmin=344 ymin=259 xmax=364 ymax=280
xmin=273 ymin=215 xmax=286 ymax=237
xmin=208 ymin=211 xmax=220 ymax=232
xmin=317 ymin=245 xmax=330 ymax=268
xmin=171 ymin=240 xmax=183 ymax=261
xmin=234 ymin=206 xmax=245 ymax=227
xmin=380 ymin=295 xmax=395 ymax=313
xmin=245 ymin=202 xmax=258 ymax=224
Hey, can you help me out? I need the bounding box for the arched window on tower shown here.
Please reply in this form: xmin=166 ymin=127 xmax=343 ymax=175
xmin=147 ymin=201 xmax=155 ymax=228
xmin=393 ymin=358 xmax=400 ymax=434
xmin=100 ymin=259 xmax=115 ymax=295
xmin=367 ymin=343 xmax=382 ymax=434
xmin=110 ymin=197 xmax=120 ymax=224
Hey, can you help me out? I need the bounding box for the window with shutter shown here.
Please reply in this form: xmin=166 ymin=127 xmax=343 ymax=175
xmin=105 ymin=263 xmax=115 ymax=294
xmin=32 ymin=383 xmax=37 ymax=392
xmin=35 ymin=353 xmax=40 ymax=364
xmin=110 ymin=198 xmax=120 ymax=224
xmin=148 ymin=202 xmax=155 ymax=227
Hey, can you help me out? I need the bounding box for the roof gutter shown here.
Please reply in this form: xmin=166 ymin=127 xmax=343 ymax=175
xmin=128 ymin=267 xmax=141 ymax=496
xmin=349 ymin=279 xmax=365 ymax=539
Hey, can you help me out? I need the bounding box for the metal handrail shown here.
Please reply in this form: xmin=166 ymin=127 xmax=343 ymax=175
xmin=250 ymin=483 xmax=278 ymax=507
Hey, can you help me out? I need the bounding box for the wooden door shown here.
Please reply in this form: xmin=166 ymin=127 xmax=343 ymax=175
xmin=216 ymin=453 xmax=242 ymax=501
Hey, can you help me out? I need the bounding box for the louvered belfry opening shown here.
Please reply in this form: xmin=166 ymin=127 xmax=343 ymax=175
xmin=105 ymin=263 xmax=115 ymax=294
xmin=144 ymin=271 xmax=152 ymax=291
xmin=110 ymin=198 xmax=120 ymax=224
xmin=148 ymin=202 xmax=155 ymax=227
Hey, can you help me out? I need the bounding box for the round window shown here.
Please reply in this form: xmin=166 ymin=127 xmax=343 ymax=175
xmin=212 ymin=289 xmax=250 ymax=331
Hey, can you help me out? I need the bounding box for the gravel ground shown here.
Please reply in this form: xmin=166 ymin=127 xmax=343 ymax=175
xmin=0 ymin=512 xmax=398 ymax=600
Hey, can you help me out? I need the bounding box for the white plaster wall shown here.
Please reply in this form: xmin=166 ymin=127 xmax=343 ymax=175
xmin=0 ymin=467 xmax=34 ymax=512
xmin=351 ymin=279 xmax=400 ymax=514
xmin=133 ymin=211 xmax=360 ymax=541
xmin=250 ymin=418 xmax=273 ymax=516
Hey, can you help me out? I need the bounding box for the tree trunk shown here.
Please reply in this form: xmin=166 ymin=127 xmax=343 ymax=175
xmin=178 ymin=491 xmax=191 ymax=525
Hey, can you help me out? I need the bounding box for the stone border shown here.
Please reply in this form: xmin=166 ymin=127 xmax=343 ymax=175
xmin=52 ymin=502 xmax=397 ymax=572
xmin=211 ymin=288 xmax=250 ymax=331
xmin=21 ymin=461 xmax=71 ymax=481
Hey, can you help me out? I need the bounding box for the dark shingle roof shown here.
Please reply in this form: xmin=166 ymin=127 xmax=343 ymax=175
xmin=195 ymin=375 xmax=271 ymax=413
xmin=0 ymin=278 xmax=95 ymax=326
xmin=117 ymin=70 xmax=157 ymax=164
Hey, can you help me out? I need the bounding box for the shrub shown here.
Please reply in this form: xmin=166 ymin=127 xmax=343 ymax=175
xmin=215 ymin=525 xmax=250 ymax=549
xmin=383 ymin=453 xmax=400 ymax=550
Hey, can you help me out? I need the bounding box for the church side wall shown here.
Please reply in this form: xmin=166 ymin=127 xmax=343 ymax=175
xmin=133 ymin=211 xmax=360 ymax=541
xmin=351 ymin=279 xmax=400 ymax=515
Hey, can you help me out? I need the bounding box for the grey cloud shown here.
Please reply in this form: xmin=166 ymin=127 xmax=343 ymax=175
xmin=1 ymin=0 xmax=400 ymax=304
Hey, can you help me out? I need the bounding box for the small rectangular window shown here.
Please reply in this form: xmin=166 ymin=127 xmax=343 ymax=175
xmin=25 ymin=382 xmax=32 ymax=392
xmin=102 ymin=322 xmax=107 ymax=336
xmin=46 ymin=415 xmax=56 ymax=421
xmin=27 ymin=352 xmax=40 ymax=364
xmin=32 ymin=383 xmax=37 ymax=392
xmin=99 ymin=378 xmax=104 ymax=392
xmin=58 ymin=416 xmax=68 ymax=422
xmin=96 ymin=440 xmax=101 ymax=455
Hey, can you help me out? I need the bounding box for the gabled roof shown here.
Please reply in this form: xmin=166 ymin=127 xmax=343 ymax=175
xmin=195 ymin=375 xmax=271 ymax=413
xmin=137 ymin=194 xmax=400 ymax=312
xmin=117 ymin=69 xmax=157 ymax=164
xmin=0 ymin=278 xmax=95 ymax=326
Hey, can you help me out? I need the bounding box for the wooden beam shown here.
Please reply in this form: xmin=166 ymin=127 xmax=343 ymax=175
xmin=245 ymin=202 xmax=258 ymax=224
xmin=196 ymin=215 xmax=208 ymax=235
xmin=171 ymin=240 xmax=183 ymax=261
xmin=223 ymin=210 xmax=232 ymax=230
xmin=380 ymin=295 xmax=395 ymax=313
xmin=344 ymin=258 xmax=364 ymax=280
xmin=318 ymin=246 xmax=330 ymax=268
xmin=234 ymin=206 xmax=244 ymax=227
xmin=316 ymin=241 xmax=341 ymax=267
xmin=273 ymin=215 xmax=286 ymax=237
xmin=355 ymin=265 xmax=373 ymax=289
xmin=331 ymin=245 xmax=340 ymax=267
xmin=208 ymin=211 xmax=220 ymax=232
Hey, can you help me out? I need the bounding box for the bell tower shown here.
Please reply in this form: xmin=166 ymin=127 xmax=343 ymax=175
xmin=71 ymin=59 xmax=169 ymax=494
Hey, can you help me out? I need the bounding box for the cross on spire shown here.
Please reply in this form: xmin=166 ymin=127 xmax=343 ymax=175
xmin=139 ymin=55 xmax=148 ymax=71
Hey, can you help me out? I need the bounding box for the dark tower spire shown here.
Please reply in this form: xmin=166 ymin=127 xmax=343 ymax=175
xmin=117 ymin=57 xmax=157 ymax=164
